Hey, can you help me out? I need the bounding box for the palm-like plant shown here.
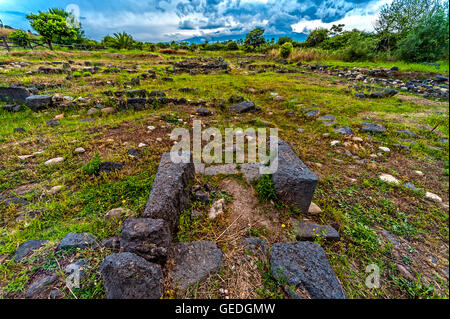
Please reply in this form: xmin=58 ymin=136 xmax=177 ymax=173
xmin=112 ymin=32 xmax=134 ymax=49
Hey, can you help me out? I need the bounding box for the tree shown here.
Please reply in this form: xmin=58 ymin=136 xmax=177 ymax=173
xmin=329 ymin=24 xmax=345 ymax=37
xmin=375 ymin=0 xmax=441 ymax=36
xmin=26 ymin=11 xmax=77 ymax=50
xmin=396 ymin=3 xmax=449 ymax=61
xmin=305 ymin=28 xmax=328 ymax=47
xmin=277 ymin=36 xmax=292 ymax=46
xmin=8 ymin=30 xmax=31 ymax=48
xmin=244 ymin=28 xmax=266 ymax=51
xmin=105 ymin=32 xmax=135 ymax=49
xmin=48 ymin=7 xmax=84 ymax=44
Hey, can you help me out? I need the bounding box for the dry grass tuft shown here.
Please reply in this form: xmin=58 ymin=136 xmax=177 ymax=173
xmin=291 ymin=48 xmax=331 ymax=62
xmin=158 ymin=48 xmax=188 ymax=55
xmin=0 ymin=27 xmax=15 ymax=38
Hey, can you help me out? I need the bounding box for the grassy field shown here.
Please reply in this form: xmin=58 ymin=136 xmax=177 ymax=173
xmin=0 ymin=49 xmax=448 ymax=299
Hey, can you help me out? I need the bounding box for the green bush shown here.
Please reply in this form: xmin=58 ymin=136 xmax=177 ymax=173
xmin=338 ymin=33 xmax=377 ymax=62
xmin=280 ymin=42 xmax=293 ymax=58
xmin=83 ymin=72 xmax=92 ymax=77
xmin=8 ymin=30 xmax=30 ymax=48
xmin=226 ymin=41 xmax=239 ymax=50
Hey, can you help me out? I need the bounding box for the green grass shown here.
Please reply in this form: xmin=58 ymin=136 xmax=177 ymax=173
xmin=0 ymin=48 xmax=448 ymax=299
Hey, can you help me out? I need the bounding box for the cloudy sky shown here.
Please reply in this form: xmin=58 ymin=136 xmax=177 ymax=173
xmin=0 ymin=0 xmax=391 ymax=42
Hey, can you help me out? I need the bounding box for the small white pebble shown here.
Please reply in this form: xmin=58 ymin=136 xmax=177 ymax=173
xmin=156 ymin=138 xmax=162 ymax=142
xmin=18 ymin=155 xmax=33 ymax=160
xmin=425 ymin=192 xmax=442 ymax=203
xmin=379 ymin=146 xmax=390 ymax=152
xmin=48 ymin=185 xmax=62 ymax=195
xmin=138 ymin=143 xmax=147 ymax=148
xmin=44 ymin=157 xmax=64 ymax=166
xmin=331 ymin=140 xmax=340 ymax=146
xmin=414 ymin=170 xmax=424 ymax=176
xmin=379 ymin=173 xmax=400 ymax=185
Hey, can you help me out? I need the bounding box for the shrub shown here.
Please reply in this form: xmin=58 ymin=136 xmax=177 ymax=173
xmin=73 ymin=72 xmax=82 ymax=78
xmin=83 ymin=72 xmax=92 ymax=77
xmin=337 ymin=33 xmax=377 ymax=62
xmin=8 ymin=30 xmax=30 ymax=48
xmin=226 ymin=41 xmax=239 ymax=50
xmin=280 ymin=42 xmax=293 ymax=58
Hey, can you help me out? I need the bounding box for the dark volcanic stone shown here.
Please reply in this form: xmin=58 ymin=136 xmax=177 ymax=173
xmin=2 ymin=104 xmax=22 ymax=112
xmin=25 ymin=95 xmax=53 ymax=112
xmin=318 ymin=114 xmax=335 ymax=121
xmin=25 ymin=274 xmax=59 ymax=299
xmin=362 ymin=122 xmax=387 ymax=133
xmin=46 ymin=120 xmax=60 ymax=127
xmin=369 ymin=91 xmax=385 ymax=99
xmin=56 ymin=232 xmax=98 ymax=251
xmin=229 ymin=100 xmax=256 ymax=113
xmin=100 ymin=252 xmax=163 ymax=299
xmin=384 ymin=88 xmax=398 ymax=97
xmin=294 ymin=221 xmax=339 ymax=241
xmin=335 ymin=126 xmax=354 ymax=136
xmin=305 ymin=110 xmax=320 ymax=118
xmin=354 ymin=92 xmax=367 ymax=98
xmin=126 ymin=89 xmax=147 ymax=98
xmin=14 ymin=127 xmax=26 ymax=133
xmin=270 ymin=242 xmax=347 ymax=299
xmin=127 ymin=98 xmax=147 ymax=110
xmin=4 ymin=196 xmax=28 ymax=206
xmin=127 ymin=148 xmax=140 ymax=158
xmin=13 ymin=239 xmax=48 ymax=263
xmin=169 ymin=241 xmax=223 ymax=290
xmin=120 ymin=218 xmax=171 ymax=263
xmin=270 ymin=139 xmax=318 ymax=213
xmin=143 ymin=152 xmax=194 ymax=229
xmin=149 ymin=90 xmax=166 ymax=97
xmin=98 ymin=162 xmax=123 ymax=174
xmin=0 ymin=86 xmax=30 ymax=103
xmin=397 ymin=129 xmax=419 ymax=138
xmin=196 ymin=108 xmax=212 ymax=116
xmin=369 ymin=91 xmax=385 ymax=98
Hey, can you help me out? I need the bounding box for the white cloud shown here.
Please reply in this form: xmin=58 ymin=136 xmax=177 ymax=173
xmin=292 ymin=0 xmax=392 ymax=33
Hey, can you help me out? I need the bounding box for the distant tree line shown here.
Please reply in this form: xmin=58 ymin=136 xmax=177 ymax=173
xmin=4 ymin=0 xmax=449 ymax=63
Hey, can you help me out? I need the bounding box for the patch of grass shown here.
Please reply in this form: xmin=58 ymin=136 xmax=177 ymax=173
xmin=256 ymin=175 xmax=277 ymax=202
xmin=81 ymin=153 xmax=102 ymax=176
xmin=254 ymin=260 xmax=285 ymax=299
